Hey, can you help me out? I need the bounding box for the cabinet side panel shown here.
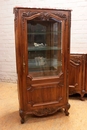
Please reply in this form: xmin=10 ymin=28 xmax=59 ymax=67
xmin=14 ymin=8 xmax=24 ymax=110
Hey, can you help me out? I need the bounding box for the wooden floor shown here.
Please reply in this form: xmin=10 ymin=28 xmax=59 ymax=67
xmin=0 ymin=82 xmax=87 ymax=130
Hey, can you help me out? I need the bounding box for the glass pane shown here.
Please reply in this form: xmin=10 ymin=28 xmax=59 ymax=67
xmin=27 ymin=19 xmax=62 ymax=77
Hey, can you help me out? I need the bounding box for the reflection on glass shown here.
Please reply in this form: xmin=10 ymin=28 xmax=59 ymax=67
xmin=27 ymin=19 xmax=62 ymax=77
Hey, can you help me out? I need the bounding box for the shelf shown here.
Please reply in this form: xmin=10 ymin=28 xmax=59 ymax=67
xmin=27 ymin=31 xmax=61 ymax=35
xmin=28 ymin=46 xmax=61 ymax=51
xmin=28 ymin=59 xmax=62 ymax=69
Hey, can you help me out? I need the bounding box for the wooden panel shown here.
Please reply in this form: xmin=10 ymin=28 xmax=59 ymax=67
xmin=27 ymin=83 xmax=63 ymax=108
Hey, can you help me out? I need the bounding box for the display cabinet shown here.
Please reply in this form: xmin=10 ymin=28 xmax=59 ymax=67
xmin=69 ymin=54 xmax=86 ymax=100
xmin=14 ymin=7 xmax=71 ymax=123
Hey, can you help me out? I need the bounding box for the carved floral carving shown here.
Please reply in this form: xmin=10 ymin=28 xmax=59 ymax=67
xmin=22 ymin=11 xmax=38 ymax=17
xmin=39 ymin=12 xmax=51 ymax=21
xmin=32 ymin=107 xmax=60 ymax=116
xmin=54 ymin=13 xmax=67 ymax=19
xmin=22 ymin=11 xmax=67 ymax=19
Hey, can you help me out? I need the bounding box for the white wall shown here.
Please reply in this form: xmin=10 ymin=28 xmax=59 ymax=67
xmin=0 ymin=0 xmax=87 ymax=82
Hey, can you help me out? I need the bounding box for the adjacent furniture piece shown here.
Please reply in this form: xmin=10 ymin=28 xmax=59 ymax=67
xmin=13 ymin=7 xmax=71 ymax=123
xmin=69 ymin=54 xmax=86 ymax=100
xmin=85 ymin=54 xmax=87 ymax=95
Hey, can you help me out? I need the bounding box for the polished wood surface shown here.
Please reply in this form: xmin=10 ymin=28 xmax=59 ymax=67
xmin=69 ymin=54 xmax=86 ymax=100
xmin=14 ymin=7 xmax=71 ymax=123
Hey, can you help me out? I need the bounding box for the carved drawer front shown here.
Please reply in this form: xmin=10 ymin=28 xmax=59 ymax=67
xmin=27 ymin=82 xmax=63 ymax=108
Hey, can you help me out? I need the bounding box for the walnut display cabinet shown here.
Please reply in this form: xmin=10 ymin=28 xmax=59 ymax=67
xmin=13 ymin=7 xmax=71 ymax=123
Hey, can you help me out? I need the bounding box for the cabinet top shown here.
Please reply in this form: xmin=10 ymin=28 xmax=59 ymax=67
xmin=13 ymin=6 xmax=71 ymax=12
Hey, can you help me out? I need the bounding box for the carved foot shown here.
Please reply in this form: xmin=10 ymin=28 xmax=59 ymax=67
xmin=80 ymin=93 xmax=85 ymax=101
xmin=80 ymin=96 xmax=85 ymax=101
xmin=80 ymin=90 xmax=85 ymax=101
xmin=64 ymin=109 xmax=69 ymax=116
xmin=64 ymin=103 xmax=70 ymax=116
xmin=19 ymin=109 xmax=25 ymax=124
xmin=21 ymin=118 xmax=25 ymax=124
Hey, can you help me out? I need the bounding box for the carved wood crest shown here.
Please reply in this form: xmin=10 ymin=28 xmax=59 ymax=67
xmin=22 ymin=11 xmax=67 ymax=20
xmin=21 ymin=11 xmax=67 ymax=30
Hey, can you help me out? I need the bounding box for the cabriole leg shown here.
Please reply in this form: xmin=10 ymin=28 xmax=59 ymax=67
xmin=19 ymin=109 xmax=25 ymax=124
xmin=64 ymin=103 xmax=70 ymax=116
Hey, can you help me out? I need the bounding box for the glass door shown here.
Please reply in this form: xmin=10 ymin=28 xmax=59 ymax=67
xmin=27 ymin=19 xmax=62 ymax=77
